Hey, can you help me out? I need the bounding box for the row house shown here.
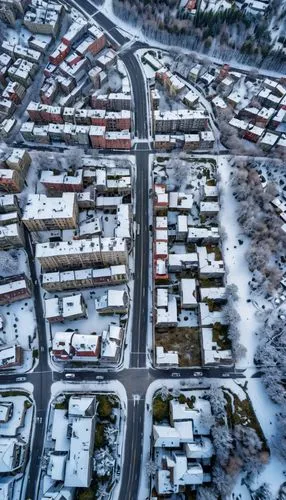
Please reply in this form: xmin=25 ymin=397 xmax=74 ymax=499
xmin=97 ymin=49 xmax=117 ymax=70
xmin=42 ymin=264 xmax=127 ymax=292
xmin=0 ymin=98 xmax=15 ymax=118
xmin=28 ymin=35 xmax=52 ymax=54
xmin=36 ymin=237 xmax=128 ymax=271
xmin=40 ymin=169 xmax=83 ymax=193
xmin=2 ymin=42 xmax=42 ymax=64
xmin=55 ymin=74 xmax=76 ymax=95
xmin=22 ymin=193 xmax=78 ymax=231
xmin=0 ymin=273 xmax=32 ymax=305
xmin=59 ymin=54 xmax=89 ymax=82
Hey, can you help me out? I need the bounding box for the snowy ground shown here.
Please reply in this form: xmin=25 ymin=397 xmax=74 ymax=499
xmin=0 ymin=248 xmax=36 ymax=372
xmin=218 ymin=156 xmax=261 ymax=369
xmin=232 ymin=379 xmax=286 ymax=499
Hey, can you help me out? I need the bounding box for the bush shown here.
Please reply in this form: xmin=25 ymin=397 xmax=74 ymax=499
xmin=97 ymin=396 xmax=113 ymax=419
xmin=153 ymin=396 xmax=170 ymax=422
xmin=94 ymin=423 xmax=106 ymax=448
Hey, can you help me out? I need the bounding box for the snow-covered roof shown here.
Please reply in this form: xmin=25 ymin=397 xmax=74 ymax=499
xmin=156 ymin=294 xmax=177 ymax=326
xmin=185 ymin=437 xmax=214 ymax=459
xmin=22 ymin=193 xmax=77 ymax=221
xmin=156 ymin=346 xmax=179 ymax=366
xmin=169 ymin=192 xmax=193 ymax=211
xmin=153 ymin=424 xmax=180 ymax=447
xmin=180 ymin=279 xmax=197 ymax=307
xmin=68 ymin=395 xmax=95 ymax=417
xmin=36 ymin=237 xmax=126 ymax=259
xmin=64 ymin=416 xmax=94 ymax=487
xmin=168 ymin=253 xmax=198 ymax=270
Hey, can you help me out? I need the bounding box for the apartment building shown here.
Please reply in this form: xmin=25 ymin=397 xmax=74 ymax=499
xmin=0 ymin=274 xmax=32 ymax=305
xmin=2 ymin=81 xmax=26 ymax=104
xmin=61 ymin=19 xmax=87 ymax=46
xmin=154 ymin=109 xmax=208 ymax=133
xmin=0 ymin=169 xmax=23 ymax=193
xmin=0 ymin=194 xmax=19 ymax=213
xmin=23 ymin=2 xmax=62 ymax=37
xmin=42 ymin=264 xmax=127 ymax=291
xmin=22 ymin=193 xmax=78 ymax=231
xmin=36 ymin=237 xmax=128 ymax=271
xmin=0 ymin=53 xmax=13 ymax=86
xmin=8 ymin=58 xmax=37 ymax=88
xmin=0 ymin=222 xmax=25 ymax=250
xmin=91 ymin=92 xmax=131 ymax=111
xmin=49 ymin=42 xmax=70 ymax=65
xmin=76 ymin=25 xmax=106 ymax=56
xmin=5 ymin=149 xmax=31 ymax=173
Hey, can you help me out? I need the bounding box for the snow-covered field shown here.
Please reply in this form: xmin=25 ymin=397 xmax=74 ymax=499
xmin=218 ymin=156 xmax=261 ymax=369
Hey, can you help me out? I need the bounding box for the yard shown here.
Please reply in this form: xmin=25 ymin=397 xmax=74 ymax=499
xmin=155 ymin=327 xmax=201 ymax=366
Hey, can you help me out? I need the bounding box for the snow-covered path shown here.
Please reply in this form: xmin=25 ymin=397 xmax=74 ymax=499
xmin=218 ymin=156 xmax=260 ymax=369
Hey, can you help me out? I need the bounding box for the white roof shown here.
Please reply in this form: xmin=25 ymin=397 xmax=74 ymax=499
xmin=51 ymin=409 xmax=70 ymax=452
xmin=154 ymin=109 xmax=206 ymax=121
xmin=156 ymin=346 xmax=178 ymax=366
xmin=156 ymin=294 xmax=177 ymax=325
xmin=157 ymin=288 xmax=168 ymax=307
xmin=200 ymin=201 xmax=219 ymax=214
xmin=169 ymin=192 xmax=193 ymax=211
xmin=0 ymin=278 xmax=28 ymax=296
xmin=168 ymin=253 xmax=198 ymax=269
xmin=177 ymin=215 xmax=188 ymax=233
xmin=200 ymin=287 xmax=226 ymax=301
xmin=153 ymin=424 xmax=180 ymax=446
xmin=155 ymin=216 xmax=168 ymax=229
xmin=68 ymin=396 xmax=95 ymax=416
xmin=0 ymin=346 xmax=17 ymax=367
xmin=64 ymin=416 xmax=94 ymax=487
xmin=36 ymin=237 xmax=126 ymax=259
xmin=22 ymin=193 xmax=76 ymax=221
xmin=48 ymin=453 xmax=66 ymax=481
xmin=185 ymin=437 xmax=213 ymax=459
xmin=181 ymin=279 xmax=197 ymax=306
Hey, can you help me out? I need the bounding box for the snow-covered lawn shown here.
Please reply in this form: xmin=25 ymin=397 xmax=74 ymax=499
xmin=218 ymin=156 xmax=261 ymax=369
xmin=232 ymin=379 xmax=286 ymax=498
